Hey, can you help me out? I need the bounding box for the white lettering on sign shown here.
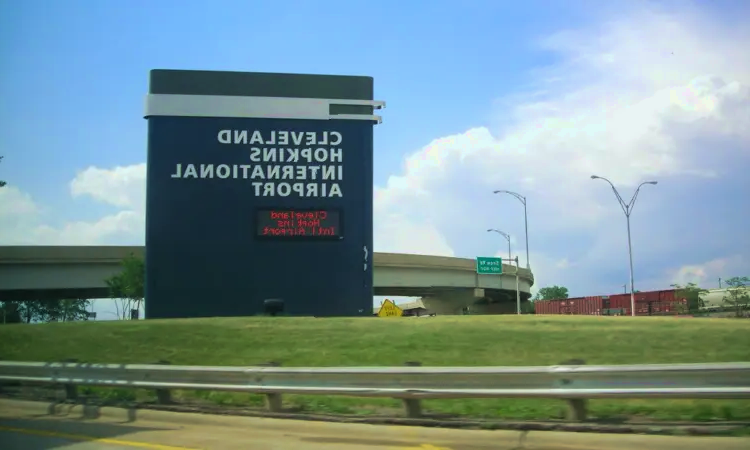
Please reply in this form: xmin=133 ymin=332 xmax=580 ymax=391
xmin=478 ymin=260 xmax=500 ymax=267
xmin=218 ymin=130 xmax=343 ymax=146
xmin=169 ymin=129 xmax=345 ymax=198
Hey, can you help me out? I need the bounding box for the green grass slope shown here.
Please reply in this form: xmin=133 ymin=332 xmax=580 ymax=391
xmin=1 ymin=315 xmax=748 ymax=421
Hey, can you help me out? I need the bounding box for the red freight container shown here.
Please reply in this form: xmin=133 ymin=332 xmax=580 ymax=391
xmin=586 ymin=296 xmax=606 ymax=315
xmin=559 ymin=298 xmax=576 ymax=314
xmin=634 ymin=303 xmax=651 ymax=316
xmin=535 ymin=299 xmax=562 ymax=315
xmin=533 ymin=289 xmax=687 ymax=316
xmin=635 ymin=290 xmax=662 ymax=303
xmin=663 ymin=290 xmax=679 ymax=302
xmin=608 ymin=294 xmax=633 ymax=315
xmin=650 ymin=300 xmax=686 ymax=315
xmin=560 ymin=297 xmax=587 ymax=314
xmin=608 ymin=290 xmax=686 ymax=316
xmin=561 ymin=296 xmax=604 ymax=315
xmin=658 ymin=290 xmax=682 ymax=303
xmin=535 ymin=297 xmax=605 ymax=315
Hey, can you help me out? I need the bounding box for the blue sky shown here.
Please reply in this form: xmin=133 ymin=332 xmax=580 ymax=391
xmin=1 ymin=0 xmax=749 ymax=317
xmin=1 ymin=0 xmax=596 ymax=208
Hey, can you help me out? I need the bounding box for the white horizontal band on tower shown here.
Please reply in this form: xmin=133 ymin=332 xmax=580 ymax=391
xmin=144 ymin=94 xmax=385 ymax=123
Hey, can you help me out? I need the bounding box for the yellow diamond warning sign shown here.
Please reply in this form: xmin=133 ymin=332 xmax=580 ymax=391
xmin=377 ymin=299 xmax=403 ymax=317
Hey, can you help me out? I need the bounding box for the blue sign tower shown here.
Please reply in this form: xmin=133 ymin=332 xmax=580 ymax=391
xmin=144 ymin=70 xmax=384 ymax=318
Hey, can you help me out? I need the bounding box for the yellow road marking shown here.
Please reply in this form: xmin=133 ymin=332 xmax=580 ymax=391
xmin=0 ymin=425 xmax=200 ymax=450
xmin=393 ymin=445 xmax=452 ymax=450
xmin=396 ymin=439 xmax=620 ymax=450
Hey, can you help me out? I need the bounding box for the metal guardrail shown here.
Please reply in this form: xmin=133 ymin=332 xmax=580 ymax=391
xmin=1 ymin=361 xmax=749 ymax=420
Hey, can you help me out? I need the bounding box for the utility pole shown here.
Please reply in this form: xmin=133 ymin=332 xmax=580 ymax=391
xmin=591 ymin=176 xmax=658 ymax=316
xmin=515 ymin=256 xmax=521 ymax=315
xmin=493 ymin=190 xmax=530 ymax=270
xmin=500 ymin=256 xmax=522 ymax=315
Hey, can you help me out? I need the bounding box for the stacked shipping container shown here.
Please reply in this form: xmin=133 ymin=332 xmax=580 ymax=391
xmin=534 ymin=289 xmax=687 ymax=316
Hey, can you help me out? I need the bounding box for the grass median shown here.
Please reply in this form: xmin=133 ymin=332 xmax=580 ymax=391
xmin=1 ymin=315 xmax=748 ymax=422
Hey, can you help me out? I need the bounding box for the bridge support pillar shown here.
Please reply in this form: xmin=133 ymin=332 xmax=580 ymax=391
xmin=420 ymin=289 xmax=529 ymax=315
xmin=420 ymin=289 xmax=484 ymax=315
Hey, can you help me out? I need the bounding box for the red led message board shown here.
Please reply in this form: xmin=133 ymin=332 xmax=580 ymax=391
xmin=256 ymin=209 xmax=342 ymax=239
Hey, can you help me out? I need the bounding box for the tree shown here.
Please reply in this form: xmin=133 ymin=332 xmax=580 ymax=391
xmin=106 ymin=275 xmax=132 ymax=320
xmin=42 ymin=299 xmax=91 ymax=322
xmin=722 ymin=276 xmax=750 ymax=318
xmin=0 ymin=302 xmax=22 ymax=324
xmin=105 ymin=254 xmax=145 ymax=319
xmin=0 ymin=155 xmax=6 ymax=187
xmin=533 ymin=285 xmax=569 ymax=301
xmin=16 ymin=301 xmax=45 ymax=323
xmin=1 ymin=300 xmax=91 ymax=323
xmin=671 ymin=282 xmax=708 ymax=314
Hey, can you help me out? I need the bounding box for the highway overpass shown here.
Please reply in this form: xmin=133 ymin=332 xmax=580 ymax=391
xmin=0 ymin=246 xmax=534 ymax=315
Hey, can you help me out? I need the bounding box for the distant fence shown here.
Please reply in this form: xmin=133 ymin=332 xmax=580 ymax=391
xmin=1 ymin=360 xmax=749 ymax=421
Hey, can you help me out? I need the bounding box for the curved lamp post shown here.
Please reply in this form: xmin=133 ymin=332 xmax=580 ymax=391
xmin=487 ymin=229 xmax=511 ymax=260
xmin=591 ymin=175 xmax=658 ymax=317
xmin=486 ymin=228 xmax=521 ymax=315
xmin=493 ymin=190 xmax=530 ymax=270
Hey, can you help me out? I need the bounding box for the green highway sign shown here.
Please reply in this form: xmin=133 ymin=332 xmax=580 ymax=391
xmin=476 ymin=256 xmax=503 ymax=274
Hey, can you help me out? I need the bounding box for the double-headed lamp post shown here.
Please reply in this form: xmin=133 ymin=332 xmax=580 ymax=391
xmin=493 ymin=190 xmax=530 ymax=270
xmin=591 ymin=175 xmax=658 ymax=317
xmin=487 ymin=229 xmax=511 ymax=260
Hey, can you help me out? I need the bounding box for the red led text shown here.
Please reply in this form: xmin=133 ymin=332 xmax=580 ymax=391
xmin=258 ymin=209 xmax=340 ymax=238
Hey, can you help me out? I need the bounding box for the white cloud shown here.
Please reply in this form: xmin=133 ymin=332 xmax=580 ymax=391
xmin=70 ymin=164 xmax=146 ymax=210
xmin=32 ymin=211 xmax=144 ymax=245
xmin=373 ymin=213 xmax=454 ymax=256
xmin=670 ymin=255 xmax=749 ymax=287
xmin=0 ymin=186 xmax=38 ymax=218
xmin=1 ymin=4 xmax=748 ymax=297
xmin=1 ymin=165 xmax=146 ymax=245
xmin=0 ymin=186 xmax=41 ymax=244
xmin=368 ymin=5 xmax=750 ymax=289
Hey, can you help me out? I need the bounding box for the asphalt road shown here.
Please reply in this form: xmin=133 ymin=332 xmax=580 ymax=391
xmin=1 ymin=399 xmax=748 ymax=450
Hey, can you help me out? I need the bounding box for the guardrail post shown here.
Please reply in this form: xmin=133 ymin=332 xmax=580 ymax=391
xmin=402 ymin=361 xmax=423 ymax=418
xmin=259 ymin=361 xmax=283 ymax=412
xmin=0 ymin=357 xmax=6 ymax=395
xmin=560 ymin=358 xmax=588 ymax=421
xmin=0 ymin=357 xmax=4 ymax=394
xmin=154 ymin=360 xmax=172 ymax=404
xmin=61 ymin=359 xmax=79 ymax=401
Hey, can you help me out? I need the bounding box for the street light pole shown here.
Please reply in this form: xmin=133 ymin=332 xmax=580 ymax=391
xmin=487 ymin=229 xmax=521 ymax=315
xmin=487 ymin=229 xmax=511 ymax=260
xmin=591 ymin=175 xmax=658 ymax=317
xmin=515 ymin=256 xmax=521 ymax=315
xmin=493 ymin=190 xmax=530 ymax=270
